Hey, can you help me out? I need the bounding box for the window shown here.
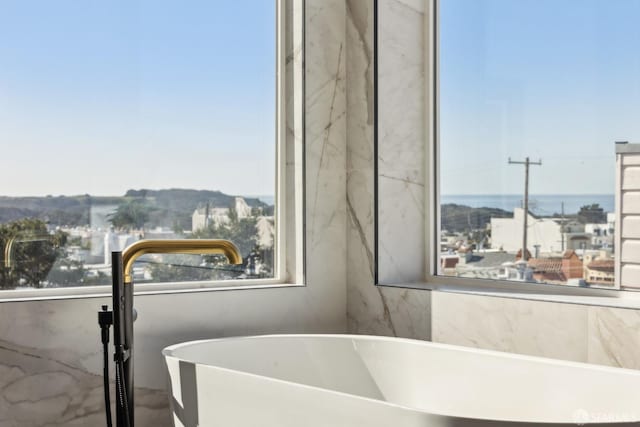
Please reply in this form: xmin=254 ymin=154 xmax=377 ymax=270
xmin=0 ymin=1 xmax=285 ymax=293
xmin=437 ymin=0 xmax=640 ymax=290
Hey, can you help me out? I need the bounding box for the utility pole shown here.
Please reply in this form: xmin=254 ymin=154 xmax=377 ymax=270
xmin=560 ymin=201 xmax=565 ymax=252
xmin=509 ymin=157 xmax=542 ymax=260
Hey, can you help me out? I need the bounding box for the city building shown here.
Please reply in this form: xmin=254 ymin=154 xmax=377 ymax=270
xmin=492 ymin=208 xmax=592 ymax=253
xmin=191 ymin=197 xmax=254 ymax=232
xmin=527 ymin=250 xmax=583 ymax=284
xmin=583 ymin=252 xmax=615 ymax=286
xmin=584 ymin=215 xmax=615 ymax=249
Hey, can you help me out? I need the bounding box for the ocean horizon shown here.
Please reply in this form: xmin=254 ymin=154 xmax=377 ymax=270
xmin=441 ymin=194 xmax=614 ymax=216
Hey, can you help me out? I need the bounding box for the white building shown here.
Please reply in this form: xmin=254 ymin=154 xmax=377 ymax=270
xmin=103 ymin=228 xmax=139 ymax=265
xmin=192 ymin=206 xmax=231 ymax=231
xmin=496 ymin=261 xmax=534 ymax=282
xmin=191 ymin=197 xmax=254 ymax=232
xmin=584 ymin=221 xmax=614 ymax=249
xmin=491 ymin=208 xmax=590 ymax=253
xmin=615 ymin=143 xmax=640 ymax=288
xmin=235 ymin=197 xmax=253 ymax=219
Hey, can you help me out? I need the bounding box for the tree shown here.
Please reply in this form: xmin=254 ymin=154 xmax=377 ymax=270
xmin=227 ymin=206 xmax=238 ymax=223
xmin=193 ymin=216 xmax=258 ymax=257
xmin=108 ymin=199 xmax=153 ymax=231
xmin=146 ymin=213 xmax=265 ymax=283
xmin=46 ymin=259 xmax=85 ymax=286
xmin=146 ymin=254 xmax=226 ymax=283
xmin=0 ymin=218 xmax=67 ymax=289
xmin=577 ymin=203 xmax=605 ymax=224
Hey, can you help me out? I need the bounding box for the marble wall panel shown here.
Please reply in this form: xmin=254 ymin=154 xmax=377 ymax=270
xmin=346 ymin=0 xmax=377 ymax=334
xmin=377 ymin=0 xmax=426 ymax=284
xmin=0 ymin=298 xmax=170 ymax=427
xmin=432 ymin=292 xmax=589 ymax=362
xmin=587 ymin=306 xmax=640 ymax=369
xmin=345 ymin=0 xmax=430 ymax=340
xmin=432 ymin=291 xmax=640 ymax=371
xmin=306 ymin=0 xmax=348 ymax=292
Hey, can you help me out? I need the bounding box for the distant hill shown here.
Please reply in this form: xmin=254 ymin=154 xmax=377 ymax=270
xmin=124 ymin=189 xmax=269 ymax=230
xmin=125 ymin=188 xmax=264 ymax=212
xmin=441 ymin=203 xmax=512 ymax=233
xmin=0 ymin=195 xmax=98 ymax=226
xmin=0 ymin=189 xmax=271 ymax=228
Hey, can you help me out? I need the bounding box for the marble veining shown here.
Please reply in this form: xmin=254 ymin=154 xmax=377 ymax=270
xmin=345 ymin=0 xmax=431 ymax=341
xmin=346 ymin=0 xmax=374 ymax=128
xmin=377 ymin=0 xmax=426 ymax=285
xmin=347 ymin=196 xmax=374 ymax=276
xmin=304 ymin=2 xmax=348 ymax=340
xmin=309 ymin=40 xmax=345 ymax=250
xmin=587 ymin=306 xmax=640 ymax=370
xmin=393 ymin=0 xmax=425 ymax=14
xmin=346 ymin=0 xmax=385 ymax=336
xmin=306 ymin=0 xmax=347 ymax=260
xmin=0 ymin=339 xmax=169 ymax=427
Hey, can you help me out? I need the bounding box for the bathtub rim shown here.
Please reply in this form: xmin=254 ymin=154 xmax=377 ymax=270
xmin=163 ymin=333 xmax=640 ymax=377
xmin=162 ymin=334 xmax=640 ymax=425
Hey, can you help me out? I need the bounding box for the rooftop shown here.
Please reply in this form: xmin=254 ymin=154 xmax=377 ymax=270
xmin=465 ymin=251 xmax=515 ymax=267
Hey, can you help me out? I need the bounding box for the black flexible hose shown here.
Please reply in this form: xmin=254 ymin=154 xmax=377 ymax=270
xmin=98 ymin=306 xmax=113 ymax=427
xmin=103 ymin=341 xmax=113 ymax=427
xmin=116 ymin=359 xmax=132 ymax=427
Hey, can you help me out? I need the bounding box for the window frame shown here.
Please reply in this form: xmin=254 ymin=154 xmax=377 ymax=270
xmin=0 ymin=0 xmax=305 ymax=302
xmin=424 ymin=0 xmax=635 ymax=300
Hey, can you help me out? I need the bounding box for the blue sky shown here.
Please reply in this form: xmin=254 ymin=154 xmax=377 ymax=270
xmin=0 ymin=0 xmax=275 ymax=197
xmin=440 ymin=0 xmax=640 ymax=195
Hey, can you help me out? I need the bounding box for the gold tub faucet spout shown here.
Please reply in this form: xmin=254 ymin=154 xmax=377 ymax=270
xmin=121 ymin=239 xmax=243 ymax=283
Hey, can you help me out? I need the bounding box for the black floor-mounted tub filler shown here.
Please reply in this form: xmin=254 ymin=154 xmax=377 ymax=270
xmin=98 ymin=239 xmax=242 ymax=427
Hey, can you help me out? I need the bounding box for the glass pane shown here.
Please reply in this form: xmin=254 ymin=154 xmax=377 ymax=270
xmin=0 ymin=1 xmax=276 ymax=289
xmin=439 ymin=0 xmax=640 ymax=288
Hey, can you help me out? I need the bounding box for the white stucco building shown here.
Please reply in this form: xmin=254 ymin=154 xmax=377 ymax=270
xmin=491 ymin=208 xmax=590 ymax=253
xmin=191 ymin=197 xmax=254 ymax=232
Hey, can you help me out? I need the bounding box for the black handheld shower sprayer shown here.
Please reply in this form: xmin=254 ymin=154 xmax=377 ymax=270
xmin=98 ymin=239 xmax=243 ymax=427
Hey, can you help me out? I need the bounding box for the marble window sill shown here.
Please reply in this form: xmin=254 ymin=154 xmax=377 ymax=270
xmin=0 ymin=281 xmax=305 ymax=303
xmin=379 ymin=280 xmax=640 ymax=311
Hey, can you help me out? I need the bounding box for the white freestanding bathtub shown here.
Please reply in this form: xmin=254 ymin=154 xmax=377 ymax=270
xmin=163 ymin=335 xmax=640 ymax=426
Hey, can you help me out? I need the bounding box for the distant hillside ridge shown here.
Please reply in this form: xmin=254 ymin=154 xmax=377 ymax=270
xmin=124 ymin=188 xmax=267 ymax=210
xmin=0 ymin=189 xmax=271 ymax=227
xmin=441 ymin=203 xmax=512 ymax=233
